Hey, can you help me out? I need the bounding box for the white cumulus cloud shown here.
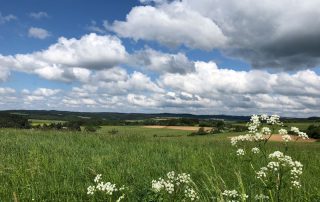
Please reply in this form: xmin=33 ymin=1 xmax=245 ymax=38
xmin=110 ymin=1 xmax=227 ymax=50
xmin=28 ymin=27 xmax=51 ymax=39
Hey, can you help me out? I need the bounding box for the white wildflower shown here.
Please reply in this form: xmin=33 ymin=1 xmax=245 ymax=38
xmin=87 ymin=174 xmax=127 ymax=199
xmin=248 ymin=125 xmax=259 ymax=133
xmin=251 ymin=147 xmax=260 ymax=154
xmin=267 ymin=161 xmax=280 ymax=171
xmin=278 ymin=129 xmax=288 ymax=135
xmin=267 ymin=115 xmax=281 ymax=125
xmin=231 ymin=134 xmax=253 ymax=146
xmin=256 ymin=167 xmax=268 ymax=179
xmin=298 ymin=131 xmax=309 ymax=139
xmin=177 ymin=173 xmax=191 ymax=184
xmin=152 ymin=179 xmax=164 ymax=192
xmin=250 ymin=114 xmax=260 ymax=125
xmin=291 ymin=127 xmax=300 ymax=133
xmin=268 ymin=151 xmax=284 ymax=159
xmin=291 ymin=180 xmax=301 ymax=189
xmin=255 ymin=194 xmax=269 ymax=200
xmin=261 ymin=127 xmax=271 ymax=135
xmin=236 ymin=148 xmax=245 ymax=156
xmin=167 ymin=171 xmax=175 ymax=180
xmin=253 ymin=133 xmax=267 ymax=141
xmin=185 ymin=186 xmax=199 ymax=201
xmin=87 ymin=185 xmax=95 ymax=195
xmin=94 ymin=174 xmax=102 ymax=183
xmin=151 ymin=171 xmax=197 ymax=199
xmin=282 ymin=134 xmax=292 ymax=142
xmin=257 ymin=151 xmax=304 ymax=189
xmin=260 ymin=114 xmax=269 ymax=121
xmin=222 ymin=189 xmax=239 ymax=201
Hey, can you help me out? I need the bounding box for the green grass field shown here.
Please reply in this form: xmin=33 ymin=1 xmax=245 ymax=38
xmin=29 ymin=119 xmax=66 ymax=126
xmin=0 ymin=126 xmax=319 ymax=201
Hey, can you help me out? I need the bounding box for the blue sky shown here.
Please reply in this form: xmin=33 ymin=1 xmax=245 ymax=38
xmin=1 ymin=0 xmax=320 ymax=117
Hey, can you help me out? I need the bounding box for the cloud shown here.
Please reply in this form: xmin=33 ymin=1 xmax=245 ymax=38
xmin=93 ymin=66 xmax=128 ymax=82
xmin=29 ymin=11 xmax=49 ymax=19
xmin=62 ymin=98 xmax=97 ymax=106
xmin=0 ymin=12 xmax=17 ymax=24
xmin=110 ymin=1 xmax=227 ymax=50
xmin=0 ymin=33 xmax=127 ymax=82
xmin=0 ymin=66 xmax=10 ymax=81
xmin=110 ymin=0 xmax=320 ymax=70
xmin=28 ymin=27 xmax=51 ymax=39
xmin=130 ymin=48 xmax=195 ymax=74
xmin=34 ymin=66 xmax=91 ymax=82
xmin=38 ymin=33 xmax=127 ymax=69
xmin=96 ymin=69 xmax=164 ymax=95
xmin=0 ymin=87 xmax=15 ymax=94
xmin=22 ymin=87 xmax=61 ymax=103
xmin=160 ymin=61 xmax=320 ymax=97
xmin=33 ymin=88 xmax=60 ymax=96
xmin=139 ymin=0 xmax=168 ymax=4
xmin=127 ymin=93 xmax=158 ymax=107
xmin=21 ymin=61 xmax=319 ymax=116
xmin=183 ymin=0 xmax=320 ymax=69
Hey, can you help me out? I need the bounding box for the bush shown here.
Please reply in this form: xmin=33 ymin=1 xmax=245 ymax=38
xmin=108 ymin=128 xmax=119 ymax=135
xmin=306 ymin=125 xmax=320 ymax=139
xmin=84 ymin=125 xmax=101 ymax=132
xmin=0 ymin=113 xmax=31 ymax=129
xmin=189 ymin=127 xmax=208 ymax=136
xmin=233 ymin=125 xmax=247 ymax=132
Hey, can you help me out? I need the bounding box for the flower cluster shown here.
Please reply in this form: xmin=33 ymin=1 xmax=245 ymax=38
xmin=222 ymin=190 xmax=239 ymax=201
xmin=282 ymin=134 xmax=292 ymax=142
xmin=251 ymin=147 xmax=260 ymax=154
xmin=222 ymin=190 xmax=248 ymax=202
xmin=261 ymin=127 xmax=271 ymax=135
xmin=236 ymin=148 xmax=245 ymax=156
xmin=87 ymin=174 xmax=126 ymax=201
xmin=290 ymin=127 xmax=309 ymax=140
xmin=231 ymin=114 xmax=284 ymax=147
xmin=256 ymin=151 xmax=303 ymax=189
xmin=151 ymin=171 xmax=199 ymax=201
xmin=266 ymin=115 xmax=282 ymax=125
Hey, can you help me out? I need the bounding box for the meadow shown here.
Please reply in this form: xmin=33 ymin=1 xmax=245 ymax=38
xmin=0 ymin=125 xmax=319 ymax=201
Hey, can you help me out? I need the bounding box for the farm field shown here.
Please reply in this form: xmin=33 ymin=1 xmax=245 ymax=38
xmin=29 ymin=119 xmax=66 ymax=126
xmin=0 ymin=126 xmax=319 ymax=201
xmin=143 ymin=125 xmax=212 ymax=131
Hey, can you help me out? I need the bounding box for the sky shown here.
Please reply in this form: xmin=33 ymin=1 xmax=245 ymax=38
xmin=1 ymin=0 xmax=320 ymax=117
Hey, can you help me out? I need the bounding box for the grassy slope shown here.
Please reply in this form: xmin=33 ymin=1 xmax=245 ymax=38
xmin=0 ymin=126 xmax=319 ymax=201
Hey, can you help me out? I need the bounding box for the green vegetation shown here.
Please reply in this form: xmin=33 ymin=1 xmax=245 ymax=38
xmin=306 ymin=124 xmax=320 ymax=139
xmin=3 ymin=110 xmax=252 ymax=122
xmin=0 ymin=126 xmax=319 ymax=201
xmin=0 ymin=113 xmax=31 ymax=129
xmin=29 ymin=119 xmax=66 ymax=126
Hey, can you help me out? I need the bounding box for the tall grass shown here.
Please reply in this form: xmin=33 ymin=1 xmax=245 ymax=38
xmin=0 ymin=127 xmax=319 ymax=201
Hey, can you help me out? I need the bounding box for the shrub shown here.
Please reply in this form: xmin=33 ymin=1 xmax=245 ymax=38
xmin=305 ymin=124 xmax=320 ymax=139
xmin=0 ymin=113 xmax=31 ymax=129
xmin=189 ymin=127 xmax=208 ymax=136
xmin=233 ymin=125 xmax=247 ymax=132
xmin=108 ymin=128 xmax=119 ymax=135
xmin=84 ymin=125 xmax=101 ymax=132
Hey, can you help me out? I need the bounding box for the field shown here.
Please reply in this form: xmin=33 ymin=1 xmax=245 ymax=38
xmin=29 ymin=119 xmax=66 ymax=126
xmin=143 ymin=125 xmax=212 ymax=131
xmin=1 ymin=126 xmax=320 ymax=201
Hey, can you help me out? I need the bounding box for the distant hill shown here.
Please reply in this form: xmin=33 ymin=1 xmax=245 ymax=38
xmin=1 ymin=110 xmax=252 ymax=122
xmin=1 ymin=110 xmax=319 ymax=123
